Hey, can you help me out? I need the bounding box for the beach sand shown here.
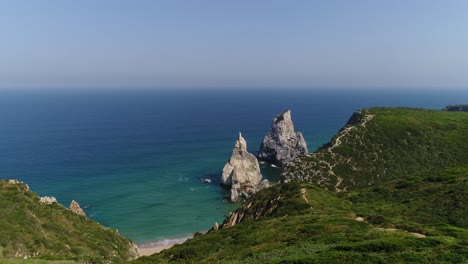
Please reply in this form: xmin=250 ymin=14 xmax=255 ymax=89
xmin=137 ymin=244 xmax=175 ymax=256
xmin=137 ymin=235 xmax=194 ymax=256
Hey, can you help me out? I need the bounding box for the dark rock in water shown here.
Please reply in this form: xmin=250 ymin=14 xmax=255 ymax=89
xmin=221 ymin=132 xmax=266 ymax=202
xmin=442 ymin=104 xmax=468 ymax=112
xmin=258 ymin=110 xmax=308 ymax=167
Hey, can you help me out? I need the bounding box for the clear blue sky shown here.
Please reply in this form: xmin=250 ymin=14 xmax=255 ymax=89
xmin=1 ymin=0 xmax=467 ymax=89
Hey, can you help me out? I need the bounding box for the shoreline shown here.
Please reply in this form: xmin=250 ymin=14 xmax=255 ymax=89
xmin=136 ymin=234 xmax=195 ymax=256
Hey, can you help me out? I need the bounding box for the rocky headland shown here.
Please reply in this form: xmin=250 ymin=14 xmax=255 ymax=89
xmin=258 ymin=110 xmax=308 ymax=167
xmin=0 ymin=179 xmax=139 ymax=262
xmin=442 ymin=104 xmax=468 ymax=112
xmin=133 ymin=107 xmax=468 ymax=264
xmin=221 ymin=132 xmax=268 ymax=202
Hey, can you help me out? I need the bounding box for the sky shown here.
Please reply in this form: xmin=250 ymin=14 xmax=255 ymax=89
xmin=0 ymin=0 xmax=467 ymax=90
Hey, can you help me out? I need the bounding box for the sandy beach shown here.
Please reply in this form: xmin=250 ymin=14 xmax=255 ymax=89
xmin=137 ymin=235 xmax=193 ymax=256
xmin=137 ymin=244 xmax=175 ymax=256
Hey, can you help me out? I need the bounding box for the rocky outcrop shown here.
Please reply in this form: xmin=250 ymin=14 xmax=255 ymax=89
xmin=221 ymin=197 xmax=283 ymax=228
xmin=39 ymin=196 xmax=57 ymax=205
xmin=7 ymin=179 xmax=30 ymax=191
xmin=442 ymin=104 xmax=468 ymax=112
xmin=258 ymin=110 xmax=308 ymax=167
xmin=212 ymin=222 xmax=219 ymax=231
xmin=69 ymin=200 xmax=86 ymax=216
xmin=222 ymin=132 xmax=264 ymax=202
xmin=0 ymin=179 xmax=138 ymax=262
xmin=217 ymin=182 xmax=311 ymax=229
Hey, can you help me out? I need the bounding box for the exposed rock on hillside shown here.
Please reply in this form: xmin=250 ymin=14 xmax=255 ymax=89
xmin=443 ymin=104 xmax=468 ymax=112
xmin=218 ymin=182 xmax=313 ymax=229
xmin=282 ymin=108 xmax=468 ymax=191
xmin=69 ymin=200 xmax=86 ymax=216
xmin=0 ymin=179 xmax=139 ymax=262
xmin=258 ymin=110 xmax=308 ymax=167
xmin=7 ymin=179 xmax=29 ymax=191
xmin=222 ymin=132 xmax=265 ymax=202
xmin=39 ymin=196 xmax=57 ymax=205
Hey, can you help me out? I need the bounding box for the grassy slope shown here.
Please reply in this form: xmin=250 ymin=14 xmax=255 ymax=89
xmin=130 ymin=107 xmax=468 ymax=264
xmin=131 ymin=167 xmax=468 ymax=263
xmin=283 ymin=108 xmax=468 ymax=191
xmin=0 ymin=180 xmax=138 ymax=263
xmin=345 ymin=165 xmax=467 ymax=229
xmin=0 ymin=260 xmax=76 ymax=264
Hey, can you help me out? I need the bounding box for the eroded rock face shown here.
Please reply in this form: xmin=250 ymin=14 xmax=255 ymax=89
xmin=69 ymin=200 xmax=86 ymax=217
xmin=258 ymin=110 xmax=308 ymax=167
xmin=222 ymin=132 xmax=263 ymax=202
xmin=39 ymin=196 xmax=57 ymax=205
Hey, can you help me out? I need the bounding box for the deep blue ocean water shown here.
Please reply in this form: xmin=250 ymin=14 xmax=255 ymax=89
xmin=0 ymin=88 xmax=467 ymax=244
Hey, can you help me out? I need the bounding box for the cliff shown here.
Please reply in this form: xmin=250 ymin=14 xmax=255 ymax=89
xmin=130 ymin=107 xmax=468 ymax=264
xmin=0 ymin=180 xmax=138 ymax=263
xmin=282 ymin=108 xmax=468 ymax=191
xmin=131 ymin=166 xmax=467 ymax=263
xmin=221 ymin=132 xmax=264 ymax=202
xmin=443 ymin=104 xmax=468 ymax=112
xmin=258 ymin=110 xmax=308 ymax=167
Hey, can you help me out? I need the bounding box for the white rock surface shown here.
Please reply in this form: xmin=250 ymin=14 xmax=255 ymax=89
xmin=39 ymin=196 xmax=57 ymax=205
xmin=222 ymin=132 xmax=263 ymax=202
xmin=258 ymin=110 xmax=308 ymax=167
xmin=69 ymin=200 xmax=86 ymax=217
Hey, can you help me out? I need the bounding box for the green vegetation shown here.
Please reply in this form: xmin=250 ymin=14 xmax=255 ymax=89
xmin=130 ymin=107 xmax=468 ymax=263
xmin=0 ymin=180 xmax=138 ymax=263
xmin=131 ymin=169 xmax=467 ymax=263
xmin=345 ymin=165 xmax=468 ymax=228
xmin=283 ymin=108 xmax=468 ymax=191
xmin=2 ymin=107 xmax=467 ymax=263
xmin=0 ymin=259 xmax=76 ymax=264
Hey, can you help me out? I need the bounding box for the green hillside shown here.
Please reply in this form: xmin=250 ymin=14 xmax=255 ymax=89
xmin=131 ymin=167 xmax=467 ymax=263
xmin=2 ymin=107 xmax=467 ymax=263
xmin=130 ymin=107 xmax=468 ymax=264
xmin=0 ymin=180 xmax=138 ymax=263
xmin=345 ymin=165 xmax=467 ymax=229
xmin=282 ymin=108 xmax=468 ymax=191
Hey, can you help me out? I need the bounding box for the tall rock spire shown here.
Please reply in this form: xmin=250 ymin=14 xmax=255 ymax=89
xmin=258 ymin=110 xmax=308 ymax=167
xmin=221 ymin=132 xmax=264 ymax=202
xmin=234 ymin=132 xmax=247 ymax=152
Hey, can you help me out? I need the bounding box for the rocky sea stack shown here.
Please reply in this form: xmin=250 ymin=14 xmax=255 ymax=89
xmin=221 ymin=132 xmax=266 ymax=202
xmin=442 ymin=104 xmax=468 ymax=112
xmin=258 ymin=110 xmax=308 ymax=167
xmin=69 ymin=200 xmax=86 ymax=217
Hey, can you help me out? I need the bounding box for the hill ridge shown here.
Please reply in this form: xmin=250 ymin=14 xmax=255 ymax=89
xmin=282 ymin=107 xmax=468 ymax=191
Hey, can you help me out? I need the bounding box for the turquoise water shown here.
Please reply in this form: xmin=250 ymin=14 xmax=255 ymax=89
xmin=0 ymin=88 xmax=467 ymax=244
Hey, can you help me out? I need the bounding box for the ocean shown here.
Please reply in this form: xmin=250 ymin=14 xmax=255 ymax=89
xmin=0 ymin=88 xmax=467 ymax=244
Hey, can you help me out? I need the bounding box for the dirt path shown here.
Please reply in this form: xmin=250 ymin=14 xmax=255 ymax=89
xmin=300 ymin=188 xmax=310 ymax=204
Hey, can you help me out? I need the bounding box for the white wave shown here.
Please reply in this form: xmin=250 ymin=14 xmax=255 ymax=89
xmin=178 ymin=176 xmax=189 ymax=182
xmin=138 ymin=234 xmax=193 ymax=248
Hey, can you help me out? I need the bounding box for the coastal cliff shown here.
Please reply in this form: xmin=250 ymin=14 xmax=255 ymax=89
xmin=0 ymin=180 xmax=138 ymax=263
xmin=222 ymin=133 xmax=265 ymax=202
xmin=282 ymin=108 xmax=468 ymax=191
xmin=443 ymin=104 xmax=468 ymax=112
xmin=258 ymin=110 xmax=308 ymax=167
xmin=131 ymin=107 xmax=468 ymax=264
